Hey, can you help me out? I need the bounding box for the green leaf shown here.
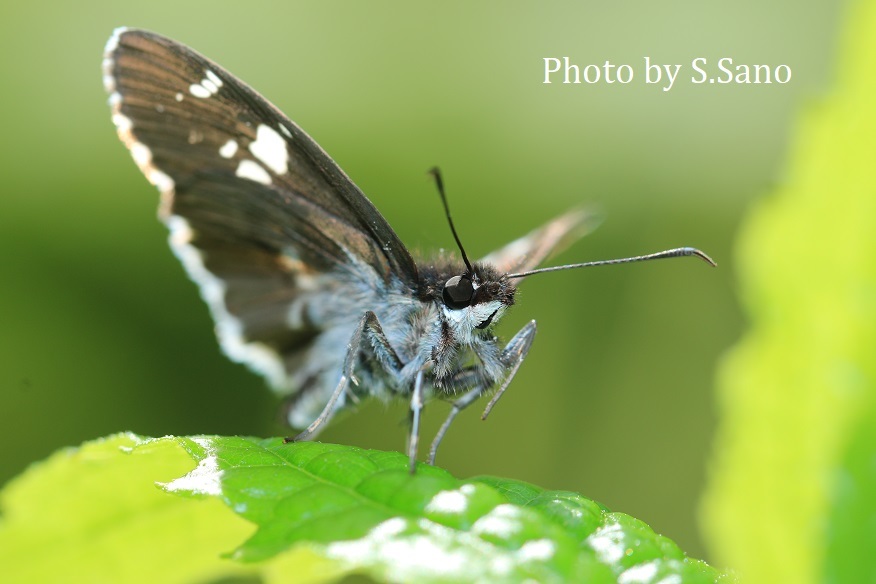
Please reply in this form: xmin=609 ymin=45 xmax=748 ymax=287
xmin=701 ymin=1 xmax=876 ymax=582
xmin=1 ymin=434 xmax=729 ymax=583
xmin=824 ymin=400 xmax=876 ymax=583
xmin=0 ymin=433 xmax=273 ymax=584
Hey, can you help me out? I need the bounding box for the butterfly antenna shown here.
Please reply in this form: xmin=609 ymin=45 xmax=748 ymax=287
xmin=429 ymin=167 xmax=473 ymax=273
xmin=507 ymin=247 xmax=716 ymax=279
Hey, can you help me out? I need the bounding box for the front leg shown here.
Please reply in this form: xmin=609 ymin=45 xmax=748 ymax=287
xmin=481 ymin=319 xmax=538 ymax=420
xmin=286 ymin=310 xmax=403 ymax=442
xmin=428 ymin=320 xmax=537 ymax=465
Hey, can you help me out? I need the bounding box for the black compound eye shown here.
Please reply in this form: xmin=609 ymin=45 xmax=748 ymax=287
xmin=442 ymin=275 xmax=474 ymax=310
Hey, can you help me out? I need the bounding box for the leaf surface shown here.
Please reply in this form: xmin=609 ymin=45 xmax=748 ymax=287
xmin=0 ymin=434 xmax=729 ymax=583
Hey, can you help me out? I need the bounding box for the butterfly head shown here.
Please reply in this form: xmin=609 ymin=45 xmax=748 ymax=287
xmin=439 ymin=263 xmax=516 ymax=333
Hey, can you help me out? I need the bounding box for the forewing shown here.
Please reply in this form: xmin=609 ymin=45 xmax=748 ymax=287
xmin=480 ymin=209 xmax=599 ymax=276
xmin=103 ymin=28 xmax=418 ymax=389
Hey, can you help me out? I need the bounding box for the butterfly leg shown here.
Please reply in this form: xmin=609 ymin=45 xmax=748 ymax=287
xmin=288 ymin=311 xmax=403 ymax=442
xmin=427 ymin=376 xmax=483 ymax=466
xmin=481 ymin=320 xmax=537 ymax=420
xmin=408 ymin=368 xmax=426 ymax=474
xmin=427 ymin=320 xmax=537 ymax=465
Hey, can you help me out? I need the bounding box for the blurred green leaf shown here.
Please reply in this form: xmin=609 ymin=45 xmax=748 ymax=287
xmin=0 ymin=433 xmax=274 ymax=584
xmin=824 ymin=401 xmax=876 ymax=583
xmin=701 ymin=1 xmax=876 ymax=582
xmin=0 ymin=434 xmax=729 ymax=583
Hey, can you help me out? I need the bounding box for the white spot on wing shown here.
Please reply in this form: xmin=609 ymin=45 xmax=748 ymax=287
xmin=219 ymin=139 xmax=238 ymax=158
xmin=104 ymin=27 xmax=127 ymax=54
xmin=249 ymin=124 xmax=289 ymax=174
xmin=279 ymin=124 xmax=293 ymax=138
xmin=165 ymin=216 xmax=288 ymax=387
xmin=130 ymin=142 xmax=152 ymax=166
xmin=175 ymin=92 xmax=184 ymax=102
xmin=102 ymin=61 xmax=116 ymax=93
xmin=102 ymin=28 xmax=128 ymax=95
xmin=167 ymin=217 xmax=223 ymax=304
xmin=201 ymin=78 xmax=219 ymax=94
xmin=112 ymin=111 xmax=132 ymax=132
xmin=149 ymin=169 xmax=174 ymax=193
xmin=189 ymin=83 xmax=212 ymax=99
xmin=205 ymin=69 xmax=223 ymax=87
xmin=235 ymin=159 xmax=272 ymax=185
xmin=190 ymin=69 xmax=224 ymax=99
xmin=109 ymin=112 xmax=176 ymax=196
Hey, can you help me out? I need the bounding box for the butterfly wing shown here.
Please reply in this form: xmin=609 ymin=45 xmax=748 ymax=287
xmin=103 ymin=28 xmax=419 ymax=391
xmin=480 ymin=208 xmax=599 ymax=276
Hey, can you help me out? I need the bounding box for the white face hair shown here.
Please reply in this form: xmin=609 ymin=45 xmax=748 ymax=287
xmin=441 ymin=298 xmax=506 ymax=345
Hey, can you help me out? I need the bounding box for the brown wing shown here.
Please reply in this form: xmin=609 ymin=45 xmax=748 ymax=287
xmin=103 ymin=28 xmax=418 ymax=390
xmin=480 ymin=209 xmax=599 ymax=276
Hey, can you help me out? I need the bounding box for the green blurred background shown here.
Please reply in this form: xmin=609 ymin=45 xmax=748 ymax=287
xmin=0 ymin=0 xmax=844 ymax=564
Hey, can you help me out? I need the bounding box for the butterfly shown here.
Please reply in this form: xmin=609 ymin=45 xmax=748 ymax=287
xmin=103 ymin=28 xmax=715 ymax=472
